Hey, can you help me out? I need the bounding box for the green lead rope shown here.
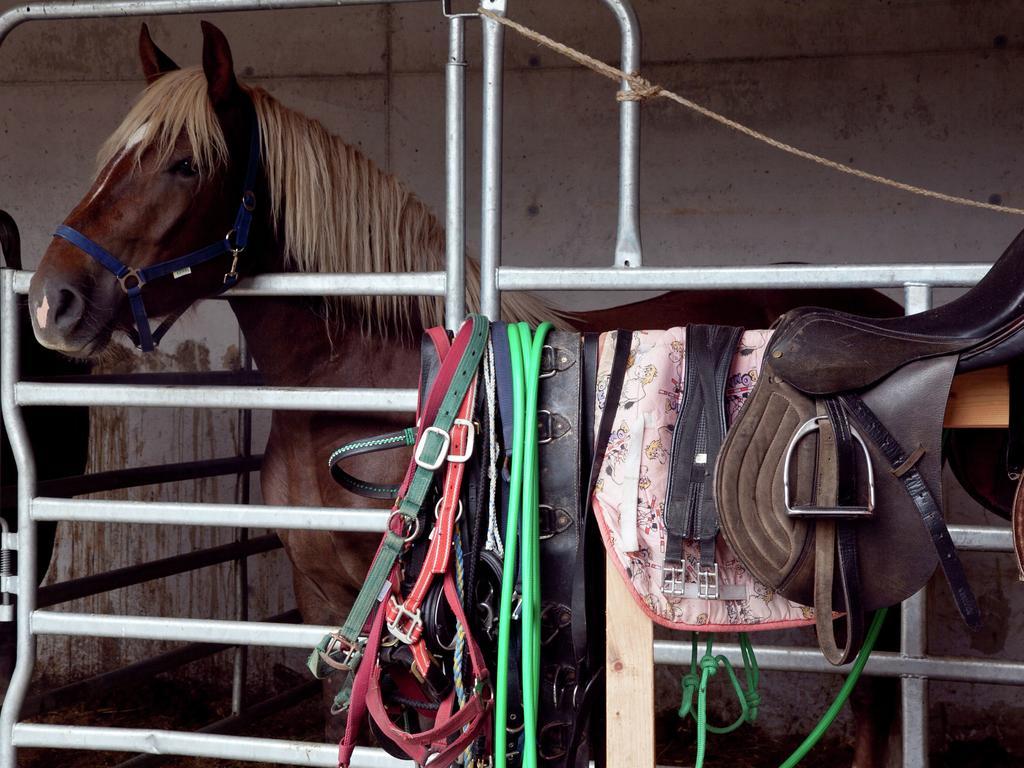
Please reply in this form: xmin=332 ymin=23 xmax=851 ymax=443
xmin=678 ymin=633 xmax=761 ymax=768
xmin=677 ymin=608 xmax=887 ymax=768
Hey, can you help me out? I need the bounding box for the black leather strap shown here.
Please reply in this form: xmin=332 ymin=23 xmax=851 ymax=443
xmin=537 ymin=330 xmax=587 ymax=767
xmin=664 ymin=325 xmax=742 ymax=571
xmin=838 ymin=392 xmax=982 ymax=629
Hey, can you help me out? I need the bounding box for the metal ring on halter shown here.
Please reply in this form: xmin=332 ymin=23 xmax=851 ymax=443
xmin=434 ymin=497 xmax=464 ymax=524
xmin=388 ymin=510 xmax=421 ymax=543
xmin=224 ymin=228 xmax=245 ymax=254
xmin=117 ymin=268 xmax=144 ymax=293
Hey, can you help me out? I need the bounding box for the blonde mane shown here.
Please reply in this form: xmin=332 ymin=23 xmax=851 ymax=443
xmin=99 ymin=67 xmax=556 ymax=337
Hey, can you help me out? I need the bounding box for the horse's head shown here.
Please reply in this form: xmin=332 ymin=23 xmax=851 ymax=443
xmin=30 ymin=22 xmax=260 ymax=357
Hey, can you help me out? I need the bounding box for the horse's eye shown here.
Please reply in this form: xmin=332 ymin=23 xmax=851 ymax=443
xmin=171 ymin=158 xmax=199 ymax=178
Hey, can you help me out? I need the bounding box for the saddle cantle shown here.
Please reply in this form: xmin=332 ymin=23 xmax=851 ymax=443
xmin=716 ymin=229 xmax=1024 ymax=664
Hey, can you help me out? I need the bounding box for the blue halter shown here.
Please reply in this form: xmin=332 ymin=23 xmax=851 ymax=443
xmin=53 ymin=116 xmax=261 ymax=352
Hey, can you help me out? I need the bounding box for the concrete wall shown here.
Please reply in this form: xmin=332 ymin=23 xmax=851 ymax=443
xmin=1 ymin=0 xmax=1022 ymax=755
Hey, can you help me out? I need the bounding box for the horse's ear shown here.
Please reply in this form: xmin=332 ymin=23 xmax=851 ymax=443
xmin=139 ymin=23 xmax=179 ymax=85
xmin=201 ymin=21 xmax=238 ymax=107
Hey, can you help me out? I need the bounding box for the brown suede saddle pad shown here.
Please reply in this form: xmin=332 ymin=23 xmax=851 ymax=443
xmin=716 ymin=228 xmax=1024 ymax=664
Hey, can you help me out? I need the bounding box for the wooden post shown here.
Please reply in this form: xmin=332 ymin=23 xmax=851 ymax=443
xmin=605 ymin=553 xmax=655 ymax=767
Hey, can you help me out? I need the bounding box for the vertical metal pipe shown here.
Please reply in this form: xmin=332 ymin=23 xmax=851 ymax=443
xmin=479 ymin=0 xmax=506 ymax=320
xmin=600 ymin=0 xmax=642 ymax=268
xmin=0 ymin=270 xmax=35 ymax=768
xmin=901 ymin=282 xmax=932 ymax=768
xmin=445 ymin=14 xmax=467 ymax=330
xmin=231 ymin=342 xmax=253 ymax=716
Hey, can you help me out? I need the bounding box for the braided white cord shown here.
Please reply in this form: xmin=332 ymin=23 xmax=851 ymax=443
xmin=484 ymin=342 xmax=504 ymax=557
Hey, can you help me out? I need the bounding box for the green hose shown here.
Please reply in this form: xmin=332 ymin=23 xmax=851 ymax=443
xmin=494 ymin=321 xmax=552 ymax=768
xmin=519 ymin=321 xmax=552 ymax=768
xmin=778 ymin=608 xmax=888 ymax=768
xmin=495 ymin=326 xmax=527 ymax=765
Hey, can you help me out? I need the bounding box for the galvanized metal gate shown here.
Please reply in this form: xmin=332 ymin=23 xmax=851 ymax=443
xmin=0 ymin=1 xmax=1021 ymax=766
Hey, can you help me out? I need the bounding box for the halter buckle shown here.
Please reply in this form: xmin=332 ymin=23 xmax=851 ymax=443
xmin=118 ymin=268 xmax=145 ymax=294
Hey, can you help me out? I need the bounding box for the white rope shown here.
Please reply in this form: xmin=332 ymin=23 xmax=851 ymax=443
xmin=484 ymin=342 xmax=504 ymax=557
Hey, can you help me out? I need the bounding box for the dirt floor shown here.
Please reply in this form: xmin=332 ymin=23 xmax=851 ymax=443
xmin=16 ymin=677 xmax=1020 ymax=768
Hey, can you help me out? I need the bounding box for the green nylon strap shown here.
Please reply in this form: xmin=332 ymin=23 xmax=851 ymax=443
xmin=335 ymin=314 xmax=490 ymax=647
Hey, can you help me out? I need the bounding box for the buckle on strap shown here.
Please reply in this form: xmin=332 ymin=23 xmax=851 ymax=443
xmin=414 ymin=426 xmax=451 ymax=470
xmin=448 ymin=418 xmax=475 ymax=463
xmin=698 ymin=563 xmax=719 ymax=600
xmin=387 ymin=600 xmax=424 ymax=645
xmin=783 ymin=416 xmax=876 ymax=518
xmin=309 ymin=632 xmax=365 ymax=676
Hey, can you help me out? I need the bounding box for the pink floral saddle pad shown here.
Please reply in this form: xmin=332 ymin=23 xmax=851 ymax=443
xmin=591 ymin=328 xmax=815 ymax=632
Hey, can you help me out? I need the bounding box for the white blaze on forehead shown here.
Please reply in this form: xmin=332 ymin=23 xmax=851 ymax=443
xmin=86 ymin=121 xmax=150 ymax=206
xmin=124 ymin=123 xmax=149 ymax=151
xmin=36 ymin=295 xmax=49 ymax=329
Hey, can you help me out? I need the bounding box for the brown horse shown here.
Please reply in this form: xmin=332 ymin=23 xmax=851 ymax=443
xmin=27 ymin=22 xmax=907 ymax=763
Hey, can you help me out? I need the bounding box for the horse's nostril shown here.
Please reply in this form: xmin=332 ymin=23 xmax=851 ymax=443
xmin=52 ymin=287 xmax=85 ymax=331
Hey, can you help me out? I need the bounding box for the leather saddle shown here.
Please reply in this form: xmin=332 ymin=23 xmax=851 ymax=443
xmin=716 ymin=229 xmax=1024 ymax=664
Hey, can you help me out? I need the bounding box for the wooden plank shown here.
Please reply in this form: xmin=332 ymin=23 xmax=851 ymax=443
xmin=945 ymin=366 xmax=1009 ymax=428
xmin=605 ymin=553 xmax=655 ymax=768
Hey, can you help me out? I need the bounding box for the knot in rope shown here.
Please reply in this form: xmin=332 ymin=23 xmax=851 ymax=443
xmin=617 ymin=75 xmax=663 ymax=102
xmin=699 ymin=654 xmax=719 ymax=676
xmin=745 ymin=690 xmax=762 ymax=710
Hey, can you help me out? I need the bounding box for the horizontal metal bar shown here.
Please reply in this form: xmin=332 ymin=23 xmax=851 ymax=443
xmin=23 ymin=610 xmax=301 ymax=717
xmin=31 ymin=612 xmax=336 ymax=648
xmin=38 ymin=533 xmax=281 ymax=608
xmin=11 ymin=724 xmax=405 ymax=767
xmin=27 ymin=371 xmax=263 ymax=386
xmin=1 ymin=0 xmax=431 ymax=47
xmin=497 ymin=264 xmax=992 ymax=291
xmin=949 ymin=524 xmax=1014 ymax=552
xmin=2 ymin=455 xmax=263 ymax=507
xmin=113 ymin=680 xmax=322 ymax=768
xmin=654 ymin=641 xmax=1024 ymax=685
xmin=32 ymin=497 xmax=389 ymax=531
xmin=16 ymin=383 xmax=417 ymax=412
xmin=227 ymin=272 xmax=445 ymax=297
xmin=7 ymin=270 xmax=442 ymax=297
